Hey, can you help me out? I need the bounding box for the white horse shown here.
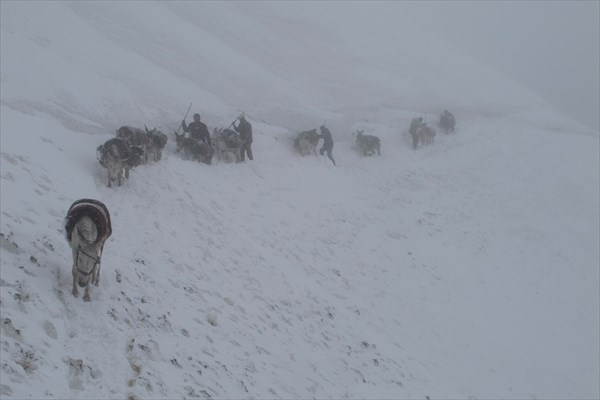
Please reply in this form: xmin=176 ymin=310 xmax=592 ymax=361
xmin=64 ymin=199 xmax=112 ymax=301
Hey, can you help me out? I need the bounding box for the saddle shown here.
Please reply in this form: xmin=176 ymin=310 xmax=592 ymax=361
xmin=65 ymin=199 xmax=112 ymax=246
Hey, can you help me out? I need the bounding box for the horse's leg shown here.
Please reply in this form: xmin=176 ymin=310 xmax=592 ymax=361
xmin=93 ymin=261 xmax=100 ymax=286
xmin=118 ymin=167 xmax=123 ymax=186
xmin=72 ymin=265 xmax=79 ymax=297
xmin=83 ymin=284 xmax=91 ymax=302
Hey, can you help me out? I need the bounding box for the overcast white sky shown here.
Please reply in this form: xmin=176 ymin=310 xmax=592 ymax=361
xmin=408 ymin=1 xmax=600 ymax=131
xmin=280 ymin=0 xmax=599 ymax=131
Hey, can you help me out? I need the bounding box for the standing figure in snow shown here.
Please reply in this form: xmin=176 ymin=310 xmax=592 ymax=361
xmin=409 ymin=117 xmax=425 ymax=150
xmin=182 ymin=113 xmax=212 ymax=146
xmin=317 ymin=125 xmax=336 ymax=165
xmin=439 ymin=109 xmax=456 ymax=134
xmin=233 ymin=114 xmax=253 ymax=161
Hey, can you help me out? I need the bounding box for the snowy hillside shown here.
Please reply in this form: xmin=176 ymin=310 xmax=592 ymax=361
xmin=1 ymin=2 xmax=598 ymax=399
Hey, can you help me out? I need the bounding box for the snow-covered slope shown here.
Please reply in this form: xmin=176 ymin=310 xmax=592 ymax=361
xmin=1 ymin=2 xmax=598 ymax=399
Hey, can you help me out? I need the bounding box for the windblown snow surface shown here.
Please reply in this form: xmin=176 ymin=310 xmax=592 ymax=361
xmin=1 ymin=2 xmax=598 ymax=399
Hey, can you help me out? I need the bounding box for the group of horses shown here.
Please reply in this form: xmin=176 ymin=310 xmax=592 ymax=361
xmin=96 ymin=126 xmax=168 ymax=188
xmin=96 ymin=110 xmax=457 ymax=189
xmin=293 ymin=110 xmax=456 ymax=158
xmin=173 ymin=127 xmax=244 ymax=166
xmin=96 ymin=124 xmax=248 ymax=188
xmin=409 ymin=110 xmax=456 ymax=150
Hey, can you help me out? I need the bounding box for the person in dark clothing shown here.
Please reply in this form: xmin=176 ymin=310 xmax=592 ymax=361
xmin=182 ymin=113 xmax=211 ymax=146
xmin=317 ymin=125 xmax=335 ymax=165
xmin=409 ymin=117 xmax=424 ymax=150
xmin=439 ymin=110 xmax=456 ymax=134
xmin=233 ymin=115 xmax=253 ymax=161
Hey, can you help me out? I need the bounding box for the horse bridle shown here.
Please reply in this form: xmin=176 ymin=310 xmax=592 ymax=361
xmin=76 ymin=245 xmax=101 ymax=276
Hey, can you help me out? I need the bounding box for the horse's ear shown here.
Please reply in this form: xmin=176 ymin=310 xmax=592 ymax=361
xmin=145 ymin=125 xmax=150 ymax=134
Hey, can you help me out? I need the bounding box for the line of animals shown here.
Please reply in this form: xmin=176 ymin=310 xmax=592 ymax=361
xmin=294 ymin=109 xmax=456 ymax=155
xmin=96 ymin=110 xmax=456 ymax=189
xmin=70 ymin=109 xmax=456 ymax=301
xmin=408 ymin=110 xmax=456 ymax=150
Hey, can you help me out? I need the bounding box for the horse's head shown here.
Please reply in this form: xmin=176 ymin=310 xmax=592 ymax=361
xmin=355 ymin=130 xmax=365 ymax=142
xmin=76 ymin=215 xmax=98 ymax=244
xmin=145 ymin=125 xmax=158 ymax=135
xmin=72 ymin=214 xmax=100 ymax=287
